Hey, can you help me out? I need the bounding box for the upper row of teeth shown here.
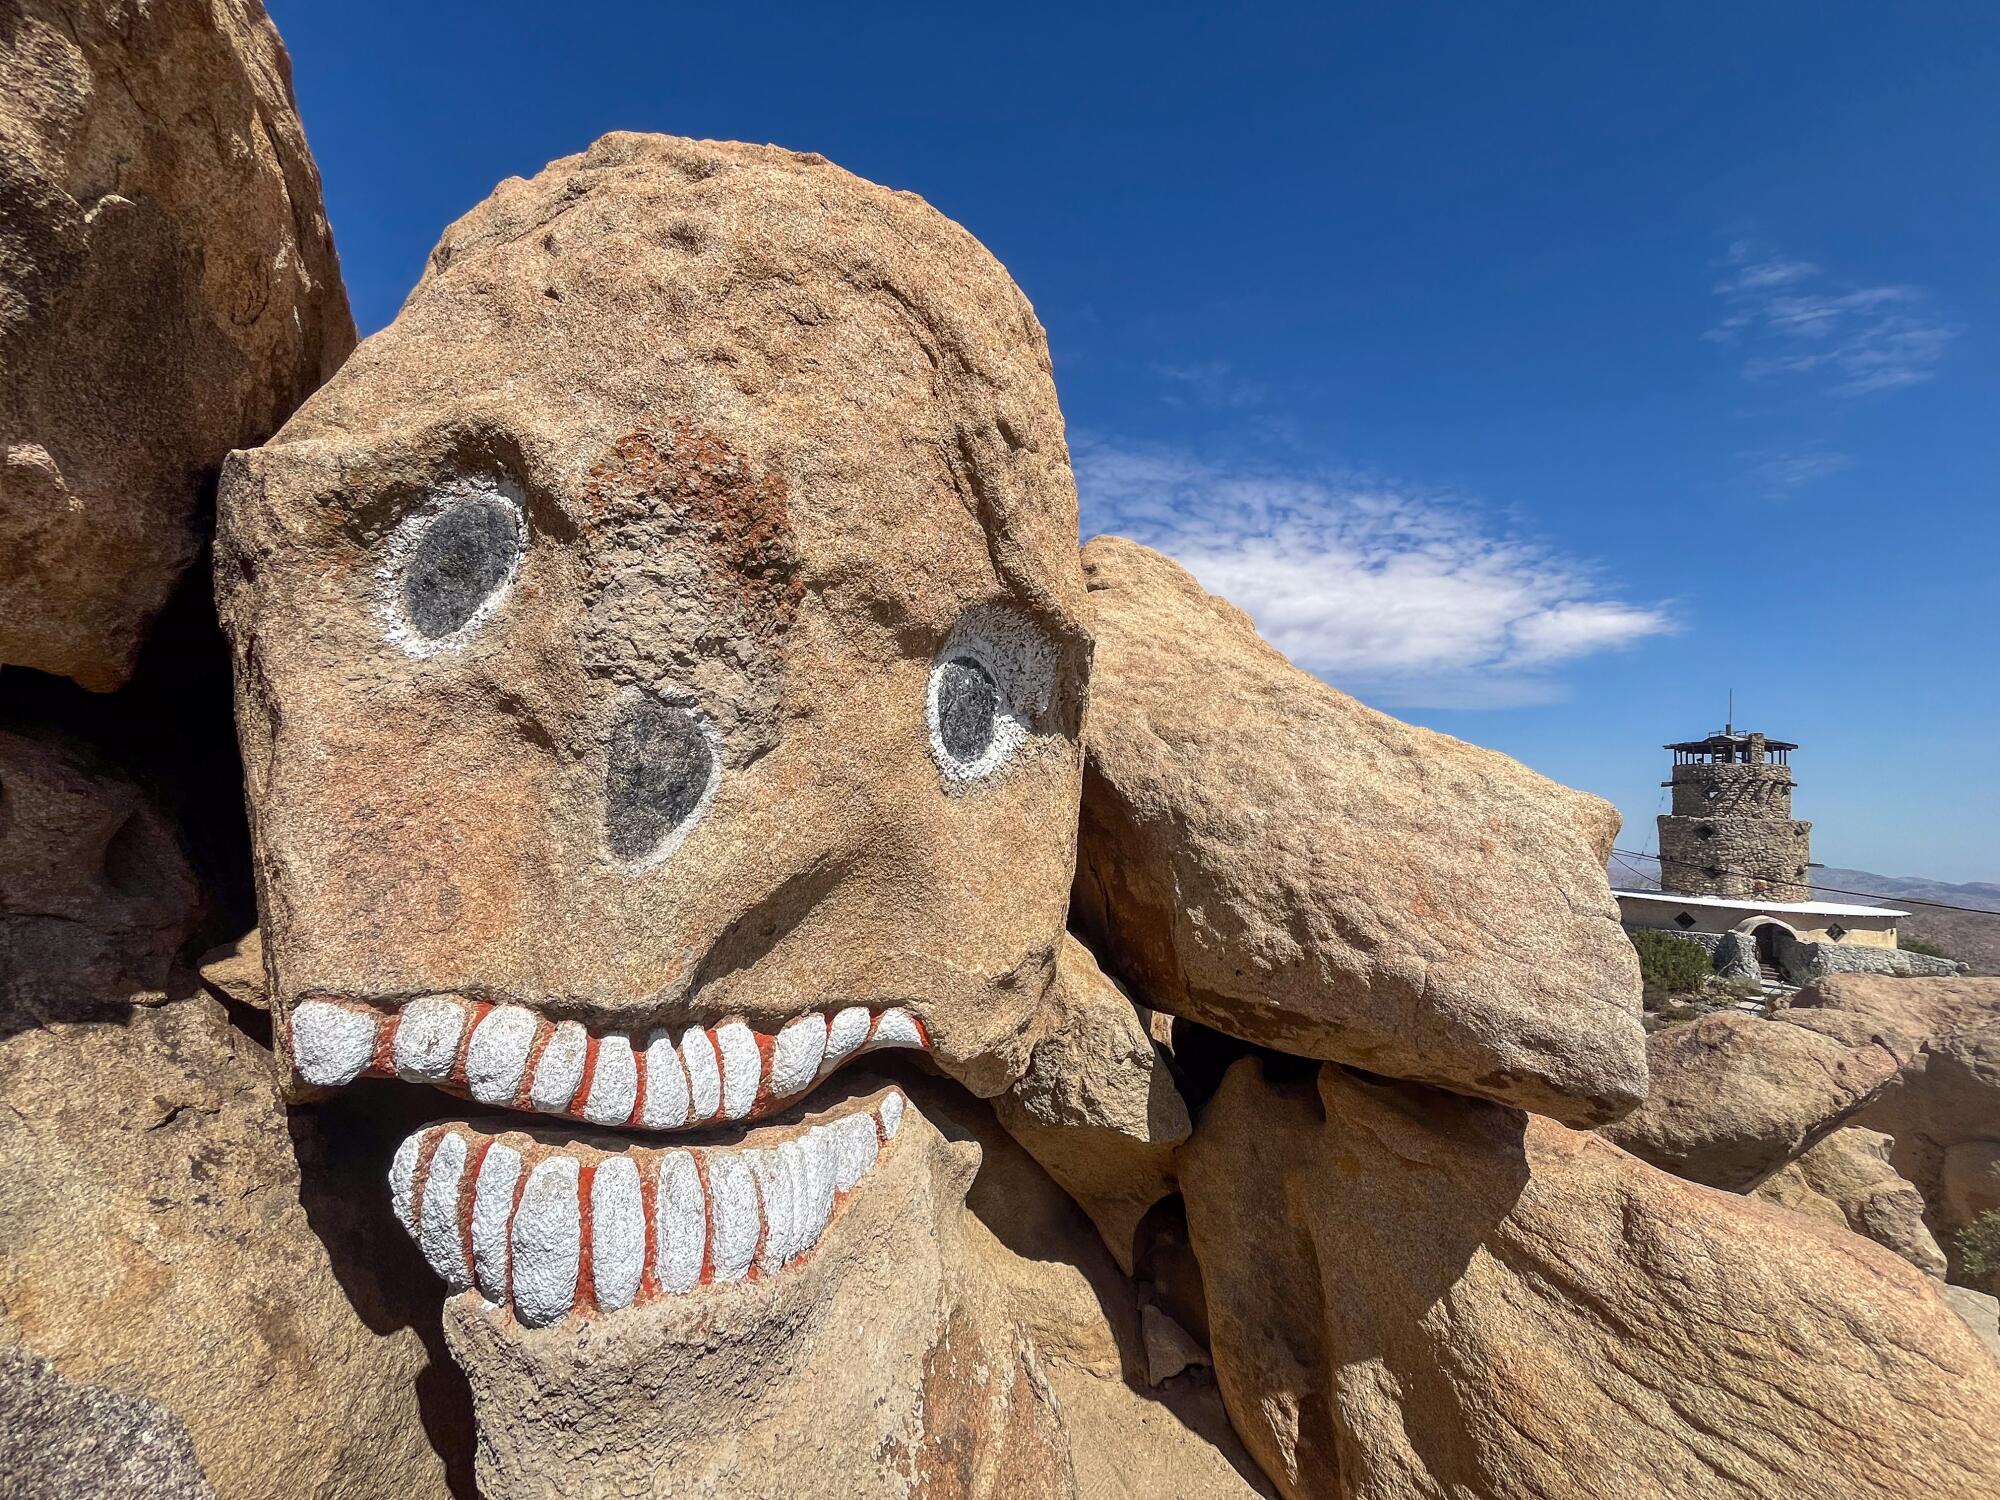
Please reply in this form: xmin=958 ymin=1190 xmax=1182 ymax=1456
xmin=392 ymin=1090 xmax=906 ymax=1327
xmin=287 ymin=999 xmax=929 ymax=1132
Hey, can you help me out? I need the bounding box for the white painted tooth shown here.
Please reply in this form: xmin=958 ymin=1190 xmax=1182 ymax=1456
xmin=797 ymin=1127 xmax=836 ymax=1254
xmin=582 ymin=1035 xmax=638 ymax=1126
xmin=716 ymin=1021 xmax=761 ymax=1121
xmin=591 ymin=1156 xmax=645 ymax=1313
xmin=879 ymin=1089 xmax=906 ymax=1140
xmin=831 ymin=1112 xmax=878 ymax=1193
xmin=678 ymin=1029 xmax=722 ymax=1122
xmin=706 ymin=1151 xmax=758 ymax=1283
xmin=511 ymin=1154 xmax=582 ymax=1327
xmin=392 ymin=996 xmax=467 ymax=1083
xmin=530 ymin=1020 xmax=589 ymax=1115
xmin=655 ymin=1150 xmax=705 ymax=1294
xmin=466 ymin=1005 xmax=538 ymax=1105
xmin=864 ymin=1008 xmax=925 ymax=1054
xmin=471 ymin=1142 xmax=523 ymax=1305
xmin=768 ymin=1014 xmax=827 ymax=1099
xmin=640 ymin=1029 xmax=691 ymax=1130
xmin=751 ymin=1149 xmax=789 ymax=1274
xmin=417 ymin=1130 xmax=472 ymax=1291
xmin=289 ymin=1001 xmax=377 ymax=1087
xmin=820 ymin=1006 xmax=871 ymax=1076
xmin=389 ymin=1128 xmax=428 ymax=1234
xmin=773 ymin=1144 xmax=810 ymax=1272
xmin=782 ymin=1138 xmax=814 ymax=1264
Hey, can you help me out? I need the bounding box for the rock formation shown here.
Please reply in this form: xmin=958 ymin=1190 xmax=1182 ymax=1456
xmin=1750 ymin=1126 xmax=1948 ymax=1277
xmin=4 ymin=6 xmax=1996 ymax=1486
xmin=1790 ymin=976 xmax=2000 ymax=1289
xmin=0 ymin=1348 xmax=217 ymax=1500
xmin=1 ymin=0 xmax=354 ymax=690
xmin=442 ymin=1073 xmax=1262 ymax=1500
xmin=1182 ymin=1058 xmax=2000 ymax=1500
xmin=1072 ymin=535 xmax=1647 ymax=1128
xmin=0 ymin=982 xmax=470 ymax=1499
xmin=0 ymin=721 xmax=203 ymax=1013
xmin=993 ymin=933 xmax=1191 ymax=1272
xmin=214 ymin=131 xmax=1090 ymax=1108
xmin=1600 ymin=1009 xmax=1900 ymax=1189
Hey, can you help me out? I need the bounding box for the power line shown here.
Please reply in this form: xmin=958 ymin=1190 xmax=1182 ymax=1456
xmin=1610 ymin=848 xmax=2000 ymax=918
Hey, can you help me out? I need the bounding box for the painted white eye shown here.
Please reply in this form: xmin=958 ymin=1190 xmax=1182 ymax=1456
xmin=384 ymin=477 xmax=525 ymax=652
xmin=926 ymin=604 xmax=1055 ymax=785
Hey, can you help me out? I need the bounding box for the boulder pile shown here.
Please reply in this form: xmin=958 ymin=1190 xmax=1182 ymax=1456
xmin=2 ymin=7 xmax=1995 ymax=1497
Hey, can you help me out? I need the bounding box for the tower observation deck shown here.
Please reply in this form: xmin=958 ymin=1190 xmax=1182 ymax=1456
xmin=1656 ymin=726 xmax=1811 ymax=900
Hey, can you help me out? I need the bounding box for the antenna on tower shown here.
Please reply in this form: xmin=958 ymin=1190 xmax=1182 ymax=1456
xmin=1727 ymin=688 xmax=1733 ymax=737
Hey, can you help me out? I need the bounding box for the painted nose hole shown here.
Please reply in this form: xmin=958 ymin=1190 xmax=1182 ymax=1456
xmin=605 ymin=697 xmax=718 ymax=865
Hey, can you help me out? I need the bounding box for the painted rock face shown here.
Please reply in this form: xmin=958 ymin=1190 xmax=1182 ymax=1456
xmin=216 ymin=135 xmax=1090 ymax=1322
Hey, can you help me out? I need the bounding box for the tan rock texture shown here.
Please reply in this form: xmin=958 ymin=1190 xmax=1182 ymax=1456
xmin=1751 ymin=1126 xmax=1947 ymax=1277
xmin=994 ymin=932 xmax=1191 ymax=1271
xmin=1789 ymin=978 xmax=2000 ymax=1273
xmin=929 ymin=1076 xmax=1272 ymax=1500
xmin=1942 ymin=1284 xmax=2000 ymax=1367
xmin=216 ymin=132 xmax=1090 ymax=1100
xmin=445 ymin=1075 xmax=1265 ymax=1500
xmin=1942 ymin=1140 xmax=2000 ymax=1235
xmin=0 ymin=986 xmax=469 ymax=1498
xmin=1071 ymin=536 xmax=1645 ymax=1127
xmin=1181 ymin=1057 xmax=2000 ymax=1500
xmin=0 ymin=721 xmax=203 ymax=1015
xmin=0 ymin=0 xmax=353 ymax=690
xmin=197 ymin=925 xmax=268 ymax=1010
xmin=1601 ymin=1010 xmax=1899 ymax=1190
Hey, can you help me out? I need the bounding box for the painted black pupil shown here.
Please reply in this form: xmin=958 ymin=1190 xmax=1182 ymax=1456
xmin=403 ymin=498 xmax=518 ymax=639
xmin=937 ymin=656 xmax=1000 ymax=763
xmin=606 ymin=698 xmax=713 ymax=861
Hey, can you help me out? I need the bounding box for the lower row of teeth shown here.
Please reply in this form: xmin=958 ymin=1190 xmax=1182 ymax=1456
xmin=391 ymin=1090 xmax=906 ymax=1327
xmin=288 ymin=998 xmax=927 ymax=1132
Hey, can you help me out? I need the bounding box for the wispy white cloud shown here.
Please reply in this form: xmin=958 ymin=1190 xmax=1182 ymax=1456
xmin=1151 ymin=359 xmax=1268 ymax=409
xmin=1075 ymin=439 xmax=1674 ymax=710
xmin=1743 ymin=448 xmax=1854 ymax=494
xmin=1707 ymin=239 xmax=1959 ymax=397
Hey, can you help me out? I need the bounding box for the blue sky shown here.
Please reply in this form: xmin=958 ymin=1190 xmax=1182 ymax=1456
xmin=270 ymin=1 xmax=2000 ymax=882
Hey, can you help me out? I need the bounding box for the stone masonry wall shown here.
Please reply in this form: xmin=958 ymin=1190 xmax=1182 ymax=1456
xmin=1659 ymin=812 xmax=1812 ymax=900
xmin=1659 ymin=762 xmax=1810 ymax=899
xmin=1667 ymin=761 xmax=1794 ymax=818
xmin=1780 ymin=933 xmax=1964 ymax=981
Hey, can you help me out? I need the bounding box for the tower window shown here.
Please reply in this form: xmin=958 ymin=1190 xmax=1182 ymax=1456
xmin=1703 ymin=866 xmax=1720 ymax=879
xmin=1696 ymin=825 xmax=1715 ymax=840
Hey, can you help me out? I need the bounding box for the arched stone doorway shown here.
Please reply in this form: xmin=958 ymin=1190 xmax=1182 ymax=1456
xmin=1754 ymin=923 xmax=1781 ymax=969
xmin=1734 ymin=916 xmax=1802 ymax=985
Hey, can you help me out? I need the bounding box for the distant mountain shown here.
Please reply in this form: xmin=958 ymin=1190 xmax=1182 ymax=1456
xmin=1609 ymin=854 xmax=2000 ymax=976
xmin=1809 ymin=867 xmax=2000 ymax=913
xmin=1810 ymin=866 xmax=2000 ymax=976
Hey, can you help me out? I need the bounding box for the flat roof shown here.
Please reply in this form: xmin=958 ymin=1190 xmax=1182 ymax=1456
xmin=1664 ymin=731 xmax=1799 ymax=753
xmin=1610 ymin=889 xmax=1908 ymax=919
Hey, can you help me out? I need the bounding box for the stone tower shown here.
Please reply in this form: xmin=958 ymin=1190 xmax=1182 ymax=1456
xmin=1657 ymin=727 xmax=1811 ymax=900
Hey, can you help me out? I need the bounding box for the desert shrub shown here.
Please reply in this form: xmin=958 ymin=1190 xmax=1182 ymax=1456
xmin=1629 ymin=928 xmax=1713 ymax=997
xmin=1901 ymin=935 xmax=1953 ymax=960
xmin=1644 ymin=997 xmax=1722 ymax=1033
xmin=1958 ymin=1209 xmax=2000 ymax=1284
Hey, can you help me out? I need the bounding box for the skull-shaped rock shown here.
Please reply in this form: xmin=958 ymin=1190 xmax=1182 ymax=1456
xmin=216 ymin=134 xmax=1090 ymax=1151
